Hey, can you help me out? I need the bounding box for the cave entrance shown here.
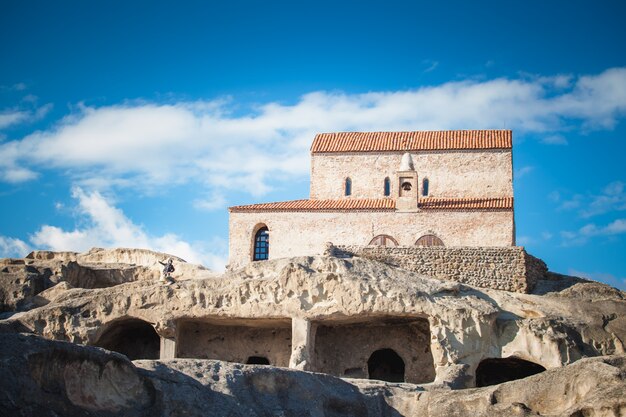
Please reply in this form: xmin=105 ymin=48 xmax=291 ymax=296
xmin=246 ymin=356 xmax=270 ymax=365
xmin=95 ymin=318 xmax=160 ymax=360
xmin=476 ymin=357 xmax=546 ymax=387
xmin=313 ymin=317 xmax=434 ymax=384
xmin=368 ymin=348 xmax=405 ymax=383
xmin=176 ymin=318 xmax=291 ymax=366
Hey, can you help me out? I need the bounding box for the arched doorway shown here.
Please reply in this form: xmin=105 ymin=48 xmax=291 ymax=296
xmin=246 ymin=356 xmax=270 ymax=365
xmin=415 ymin=234 xmax=444 ymax=247
xmin=475 ymin=357 xmax=546 ymax=387
xmin=253 ymin=226 xmax=269 ymax=261
xmin=367 ymin=348 xmax=405 ymax=382
xmin=368 ymin=235 xmax=399 ymax=247
xmin=94 ymin=318 xmax=160 ymax=360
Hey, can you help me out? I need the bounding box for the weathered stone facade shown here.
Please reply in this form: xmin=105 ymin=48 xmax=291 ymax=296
xmin=310 ymin=150 xmax=513 ymax=200
xmin=329 ymin=245 xmax=547 ymax=293
xmin=229 ymin=130 xmax=517 ymax=273
xmin=229 ymin=210 xmax=515 ymax=270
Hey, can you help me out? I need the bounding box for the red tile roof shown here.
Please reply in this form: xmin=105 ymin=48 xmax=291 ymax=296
xmin=229 ymin=197 xmax=513 ymax=212
xmin=418 ymin=197 xmax=513 ymax=210
xmin=310 ymin=130 xmax=512 ymax=153
xmin=230 ymin=198 xmax=396 ymax=212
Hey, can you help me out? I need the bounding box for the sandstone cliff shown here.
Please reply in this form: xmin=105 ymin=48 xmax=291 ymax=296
xmin=0 ymin=248 xmax=625 ymax=416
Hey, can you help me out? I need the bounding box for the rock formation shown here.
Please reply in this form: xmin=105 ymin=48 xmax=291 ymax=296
xmin=1 ymin=248 xmax=625 ymax=416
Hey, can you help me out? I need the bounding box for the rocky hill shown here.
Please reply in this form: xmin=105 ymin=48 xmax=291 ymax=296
xmin=1 ymin=248 xmax=625 ymax=416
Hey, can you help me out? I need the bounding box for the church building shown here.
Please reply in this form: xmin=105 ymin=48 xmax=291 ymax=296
xmin=228 ymin=130 xmax=515 ymax=269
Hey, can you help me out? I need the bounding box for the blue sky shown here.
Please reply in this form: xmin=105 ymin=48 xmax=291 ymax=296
xmin=1 ymin=1 xmax=625 ymax=289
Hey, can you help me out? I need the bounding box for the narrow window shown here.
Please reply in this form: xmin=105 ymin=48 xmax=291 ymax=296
xmin=345 ymin=177 xmax=352 ymax=196
xmin=384 ymin=177 xmax=391 ymax=196
xmin=253 ymin=227 xmax=269 ymax=261
xmin=422 ymin=178 xmax=429 ymax=196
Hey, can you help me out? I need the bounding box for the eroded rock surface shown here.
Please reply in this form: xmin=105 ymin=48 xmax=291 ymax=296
xmin=0 ymin=248 xmax=213 ymax=313
xmin=1 ymin=249 xmax=625 ymax=415
xmin=0 ymin=332 xmax=624 ymax=417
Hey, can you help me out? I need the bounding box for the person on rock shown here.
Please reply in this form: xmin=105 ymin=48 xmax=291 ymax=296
xmin=158 ymin=258 xmax=175 ymax=284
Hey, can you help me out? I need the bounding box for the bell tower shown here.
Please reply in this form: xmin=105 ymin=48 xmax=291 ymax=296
xmin=396 ymin=152 xmax=418 ymax=212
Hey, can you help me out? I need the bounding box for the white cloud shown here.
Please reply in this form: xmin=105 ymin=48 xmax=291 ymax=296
xmin=555 ymin=181 xmax=626 ymax=218
xmin=422 ymin=60 xmax=439 ymax=73
xmin=0 ymin=110 xmax=30 ymax=129
xmin=0 ymin=103 xmax=52 ymax=130
xmin=516 ymin=235 xmax=533 ymax=245
xmin=515 ymin=165 xmax=534 ymax=179
xmin=560 ymin=218 xmax=626 ymax=246
xmin=1 ymin=167 xmax=38 ymax=182
xmin=0 ymin=236 xmax=31 ymax=258
xmin=193 ymin=192 xmax=228 ymax=211
xmin=1 ymin=67 xmax=626 ymax=199
xmin=29 ymin=187 xmax=227 ymax=271
xmin=541 ymin=134 xmax=568 ymax=145
xmin=568 ymin=269 xmax=626 ymax=290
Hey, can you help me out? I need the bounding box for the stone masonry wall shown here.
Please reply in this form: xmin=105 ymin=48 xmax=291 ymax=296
xmin=228 ymin=210 xmax=515 ymax=269
xmin=329 ymin=245 xmax=547 ymax=293
xmin=310 ymin=150 xmax=513 ymax=200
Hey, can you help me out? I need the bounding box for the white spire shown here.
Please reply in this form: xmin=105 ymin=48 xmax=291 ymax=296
xmin=399 ymin=152 xmax=415 ymax=171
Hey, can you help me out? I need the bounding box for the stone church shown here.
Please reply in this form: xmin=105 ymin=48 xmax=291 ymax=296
xmin=229 ymin=130 xmax=515 ymax=269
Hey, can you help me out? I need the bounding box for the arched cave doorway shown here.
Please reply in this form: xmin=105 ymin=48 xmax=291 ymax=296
xmin=475 ymin=357 xmax=546 ymax=387
xmin=246 ymin=356 xmax=270 ymax=365
xmin=367 ymin=348 xmax=405 ymax=382
xmin=95 ymin=318 xmax=160 ymax=360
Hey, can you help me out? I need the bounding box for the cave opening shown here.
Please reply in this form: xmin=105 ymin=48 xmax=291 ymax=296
xmin=475 ymin=357 xmax=546 ymax=387
xmin=246 ymin=356 xmax=270 ymax=365
xmin=95 ymin=318 xmax=160 ymax=360
xmin=367 ymin=348 xmax=405 ymax=383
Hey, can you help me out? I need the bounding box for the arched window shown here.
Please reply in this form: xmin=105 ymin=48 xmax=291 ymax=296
xmin=253 ymin=227 xmax=269 ymax=261
xmin=368 ymin=235 xmax=399 ymax=247
xmin=384 ymin=177 xmax=391 ymax=196
xmin=345 ymin=177 xmax=352 ymax=196
xmin=475 ymin=357 xmax=546 ymax=387
xmin=368 ymin=348 xmax=405 ymax=382
xmin=415 ymin=234 xmax=444 ymax=247
xmin=422 ymin=178 xmax=429 ymax=196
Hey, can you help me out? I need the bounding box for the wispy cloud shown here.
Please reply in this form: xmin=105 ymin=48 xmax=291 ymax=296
xmin=26 ymin=187 xmax=228 ymax=270
xmin=0 ymin=102 xmax=52 ymax=130
xmin=193 ymin=192 xmax=228 ymax=211
xmin=515 ymin=165 xmax=534 ymax=179
xmin=561 ymin=218 xmax=626 ymax=246
xmin=580 ymin=181 xmax=626 ymax=218
xmin=0 ymin=83 xmax=27 ymax=92
xmin=554 ymin=181 xmax=626 ymax=218
xmin=541 ymin=134 xmax=568 ymax=145
xmin=1 ymin=67 xmax=626 ymax=201
xmin=422 ymin=59 xmax=439 ymax=73
xmin=568 ymin=268 xmax=626 ymax=290
xmin=0 ymin=236 xmax=30 ymax=258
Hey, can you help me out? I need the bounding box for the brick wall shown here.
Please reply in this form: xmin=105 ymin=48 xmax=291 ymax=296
xmin=328 ymin=245 xmax=547 ymax=293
